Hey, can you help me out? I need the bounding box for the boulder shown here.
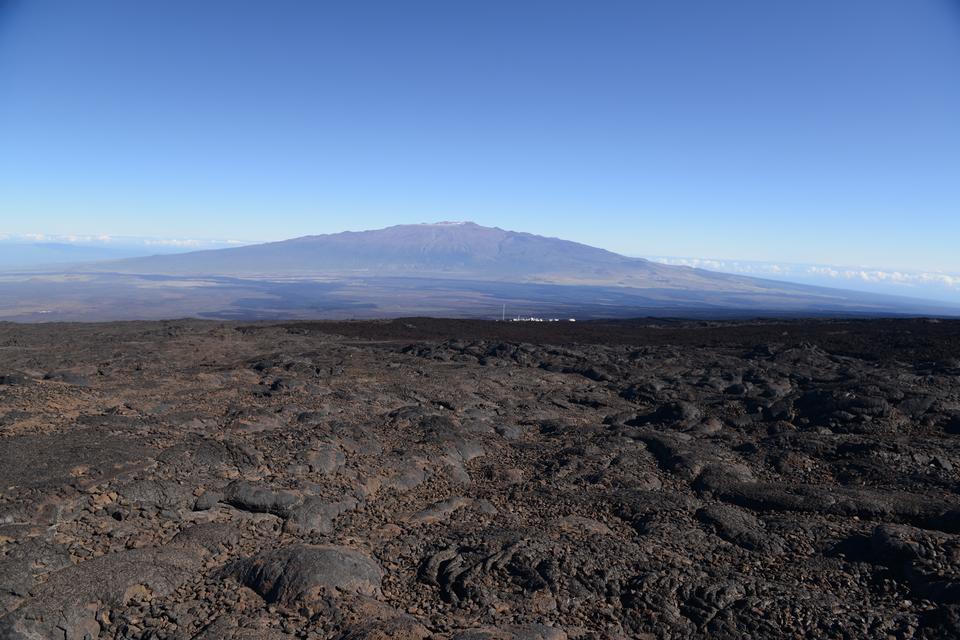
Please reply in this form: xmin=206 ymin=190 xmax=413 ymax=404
xmin=225 ymin=544 xmax=382 ymax=606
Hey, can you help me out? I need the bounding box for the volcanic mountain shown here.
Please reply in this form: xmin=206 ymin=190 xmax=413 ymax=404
xmin=93 ymin=221 xmax=715 ymax=286
xmin=3 ymin=222 xmax=958 ymax=321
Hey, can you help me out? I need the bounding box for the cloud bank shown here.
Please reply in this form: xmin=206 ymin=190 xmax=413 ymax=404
xmin=647 ymin=256 xmax=960 ymax=301
xmin=0 ymin=233 xmax=250 ymax=248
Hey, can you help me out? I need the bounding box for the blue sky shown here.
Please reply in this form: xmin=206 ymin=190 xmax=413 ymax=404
xmin=1 ymin=0 xmax=959 ymax=272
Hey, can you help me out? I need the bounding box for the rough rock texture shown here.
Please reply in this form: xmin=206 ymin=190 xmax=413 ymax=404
xmin=1 ymin=317 xmax=960 ymax=638
xmin=225 ymin=544 xmax=383 ymax=605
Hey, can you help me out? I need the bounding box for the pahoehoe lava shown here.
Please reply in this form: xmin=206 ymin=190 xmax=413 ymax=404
xmin=1 ymin=318 xmax=960 ymax=638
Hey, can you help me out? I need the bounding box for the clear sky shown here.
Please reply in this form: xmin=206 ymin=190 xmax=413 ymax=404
xmin=1 ymin=0 xmax=958 ymax=271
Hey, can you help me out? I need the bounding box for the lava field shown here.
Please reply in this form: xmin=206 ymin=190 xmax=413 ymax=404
xmin=1 ymin=317 xmax=960 ymax=639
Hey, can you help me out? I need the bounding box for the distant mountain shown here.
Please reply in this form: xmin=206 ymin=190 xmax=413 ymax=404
xmin=91 ymin=221 xmax=659 ymax=283
xmin=3 ymin=222 xmax=958 ymax=321
xmin=86 ymin=222 xmax=802 ymax=291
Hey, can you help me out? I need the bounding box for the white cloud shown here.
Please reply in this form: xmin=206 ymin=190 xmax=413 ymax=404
xmin=63 ymin=234 xmax=114 ymax=243
xmin=142 ymin=238 xmax=206 ymax=247
xmin=140 ymin=237 xmax=251 ymax=248
xmin=810 ymin=267 xmax=960 ymax=290
xmin=0 ymin=233 xmax=251 ymax=248
xmin=650 ymin=256 xmax=789 ymax=276
xmin=807 ymin=266 xmax=840 ymax=278
xmin=918 ymin=272 xmax=960 ymax=288
xmin=648 ymin=255 xmax=960 ymax=294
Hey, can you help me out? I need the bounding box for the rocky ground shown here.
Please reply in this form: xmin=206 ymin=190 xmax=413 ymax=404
xmin=1 ymin=317 xmax=959 ymax=639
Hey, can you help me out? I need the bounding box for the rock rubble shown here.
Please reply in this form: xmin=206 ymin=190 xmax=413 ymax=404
xmin=1 ymin=317 xmax=959 ymax=638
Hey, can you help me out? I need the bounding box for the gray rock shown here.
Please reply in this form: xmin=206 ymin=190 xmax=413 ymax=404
xmin=449 ymin=624 xmax=568 ymax=640
xmin=0 ymin=373 xmax=31 ymax=386
xmin=171 ymin=522 xmax=241 ymax=553
xmin=0 ymin=538 xmax=71 ymax=615
xmin=42 ymin=370 xmax=89 ymax=386
xmin=336 ymin=615 xmax=432 ymax=640
xmin=0 ymin=545 xmax=203 ymax=640
xmin=222 ymin=479 xmax=301 ymax=517
xmin=307 ymin=443 xmax=346 ymax=475
xmin=409 ymin=496 xmax=472 ymax=525
xmin=284 ymin=497 xmax=359 ymax=535
xmin=225 ymin=544 xmax=382 ymax=606
xmin=696 ymin=504 xmax=784 ymax=553
xmin=0 ymin=429 xmax=156 ymax=492
xmin=119 ymin=478 xmax=195 ymax=511
xmin=194 ymin=490 xmax=221 ymax=510
xmin=867 ymin=524 xmax=960 ymax=603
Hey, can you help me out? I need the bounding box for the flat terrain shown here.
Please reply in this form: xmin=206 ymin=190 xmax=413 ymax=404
xmin=3 ymin=272 xmax=958 ymax=322
xmin=1 ymin=318 xmax=960 ymax=639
